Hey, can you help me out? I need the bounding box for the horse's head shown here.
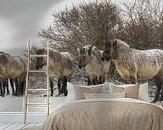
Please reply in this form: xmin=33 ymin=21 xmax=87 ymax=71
xmin=101 ymin=39 xmax=117 ymax=62
xmin=77 ymin=45 xmax=93 ymax=69
xmin=36 ymin=48 xmax=46 ymax=70
xmin=0 ymin=52 xmax=10 ymax=64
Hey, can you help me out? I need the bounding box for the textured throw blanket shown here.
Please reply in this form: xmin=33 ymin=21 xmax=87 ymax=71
xmin=22 ymin=98 xmax=163 ymax=130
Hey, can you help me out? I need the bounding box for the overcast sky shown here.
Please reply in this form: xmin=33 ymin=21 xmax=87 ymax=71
xmin=0 ymin=0 xmax=162 ymax=50
xmin=0 ymin=0 xmax=98 ymax=50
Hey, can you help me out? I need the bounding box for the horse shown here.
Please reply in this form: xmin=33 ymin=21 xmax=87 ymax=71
xmin=0 ymin=51 xmax=11 ymax=96
xmin=0 ymin=51 xmax=27 ymax=96
xmin=101 ymin=39 xmax=163 ymax=103
xmin=36 ymin=48 xmax=74 ymax=96
xmin=9 ymin=56 xmax=27 ymax=96
xmin=78 ymin=45 xmax=110 ymax=85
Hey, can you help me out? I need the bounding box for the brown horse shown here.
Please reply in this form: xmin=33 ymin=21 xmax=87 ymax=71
xmin=9 ymin=56 xmax=27 ymax=95
xmin=0 ymin=51 xmax=11 ymax=96
xmin=0 ymin=51 xmax=27 ymax=96
xmin=36 ymin=48 xmax=74 ymax=96
xmin=101 ymin=39 xmax=163 ymax=103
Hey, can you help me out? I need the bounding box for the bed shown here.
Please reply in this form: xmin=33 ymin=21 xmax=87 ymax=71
xmin=41 ymin=98 xmax=163 ymax=130
xmin=22 ymin=83 xmax=163 ymax=130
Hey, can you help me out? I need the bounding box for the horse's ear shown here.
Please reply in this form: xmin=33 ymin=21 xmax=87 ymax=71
xmin=88 ymin=45 xmax=93 ymax=55
xmin=113 ymin=40 xmax=117 ymax=50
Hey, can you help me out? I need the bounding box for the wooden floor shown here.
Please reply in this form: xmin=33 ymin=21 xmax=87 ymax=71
xmin=0 ymin=122 xmax=43 ymax=130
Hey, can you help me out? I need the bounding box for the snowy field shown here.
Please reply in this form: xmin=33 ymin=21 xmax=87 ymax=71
xmin=0 ymin=85 xmax=67 ymax=112
xmin=0 ymin=94 xmax=66 ymax=112
xmin=0 ymin=68 xmax=85 ymax=112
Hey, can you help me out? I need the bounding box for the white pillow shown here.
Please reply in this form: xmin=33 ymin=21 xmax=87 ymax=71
xmin=84 ymin=92 xmax=125 ymax=99
xmin=66 ymin=82 xmax=111 ymax=102
xmin=138 ymin=83 xmax=149 ymax=102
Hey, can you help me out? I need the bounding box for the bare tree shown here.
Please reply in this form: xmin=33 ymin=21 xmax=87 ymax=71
xmin=119 ymin=0 xmax=163 ymax=49
xmin=38 ymin=1 xmax=122 ymax=55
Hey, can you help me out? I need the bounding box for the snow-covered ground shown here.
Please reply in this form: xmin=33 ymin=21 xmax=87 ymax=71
xmin=0 ymin=85 xmax=67 ymax=112
xmin=0 ymin=94 xmax=66 ymax=112
xmin=0 ymin=67 xmax=85 ymax=112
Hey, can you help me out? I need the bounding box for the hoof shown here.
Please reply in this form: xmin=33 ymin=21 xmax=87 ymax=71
xmin=151 ymin=99 xmax=159 ymax=103
xmin=16 ymin=94 xmax=21 ymax=97
xmin=64 ymin=90 xmax=68 ymax=96
xmin=1 ymin=94 xmax=4 ymax=97
xmin=13 ymin=94 xmax=17 ymax=96
xmin=43 ymin=94 xmax=53 ymax=97
xmin=12 ymin=92 xmax=16 ymax=96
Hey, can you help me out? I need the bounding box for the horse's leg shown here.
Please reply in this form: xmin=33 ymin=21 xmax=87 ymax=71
xmin=50 ymin=79 xmax=53 ymax=96
xmin=21 ymin=76 xmax=26 ymax=95
xmin=93 ymin=76 xmax=98 ymax=85
xmin=92 ymin=79 xmax=96 ymax=85
xmin=0 ymin=80 xmax=2 ymax=96
xmin=129 ymin=75 xmax=137 ymax=84
xmin=95 ymin=76 xmax=99 ymax=85
xmin=102 ymin=76 xmax=105 ymax=84
xmin=62 ymin=76 xmax=68 ymax=96
xmin=84 ymin=75 xmax=88 ymax=85
xmin=17 ymin=77 xmax=23 ymax=96
xmin=57 ymin=77 xmax=63 ymax=96
xmin=14 ymin=78 xmax=19 ymax=96
xmin=3 ymin=79 xmax=9 ymax=95
xmin=99 ymin=76 xmax=102 ymax=84
xmin=18 ymin=76 xmax=25 ymax=95
xmin=87 ymin=76 xmax=91 ymax=85
xmin=2 ymin=79 xmax=5 ymax=96
xmin=99 ymin=76 xmax=104 ymax=84
xmin=129 ymin=68 xmax=138 ymax=84
xmin=18 ymin=76 xmax=26 ymax=95
xmin=60 ymin=78 xmax=64 ymax=94
xmin=151 ymin=76 xmax=161 ymax=103
xmin=90 ymin=76 xmax=96 ymax=85
xmin=10 ymin=79 xmax=15 ymax=95
xmin=0 ymin=80 xmax=4 ymax=97
xmin=5 ymin=79 xmax=10 ymax=95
